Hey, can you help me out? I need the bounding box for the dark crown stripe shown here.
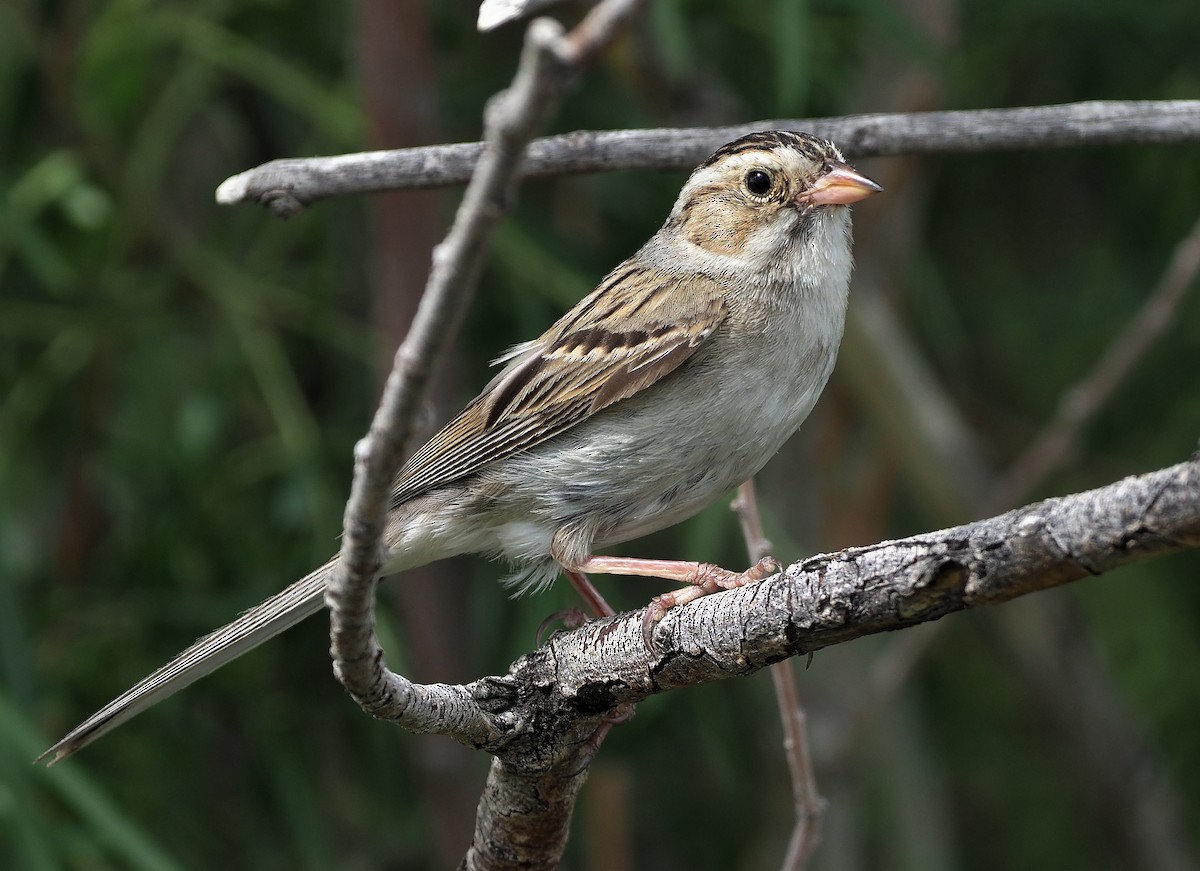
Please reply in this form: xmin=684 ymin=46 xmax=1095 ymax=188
xmin=699 ymin=130 xmax=835 ymax=169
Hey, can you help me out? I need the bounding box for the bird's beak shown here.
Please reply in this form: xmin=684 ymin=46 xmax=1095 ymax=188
xmin=795 ymin=163 xmax=883 ymax=207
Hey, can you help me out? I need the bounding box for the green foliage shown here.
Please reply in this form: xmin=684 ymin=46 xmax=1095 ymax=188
xmin=5 ymin=0 xmax=1199 ymax=868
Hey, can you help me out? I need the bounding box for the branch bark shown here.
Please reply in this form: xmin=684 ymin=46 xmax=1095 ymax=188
xmin=215 ymin=100 xmax=1200 ymax=215
xmin=436 ymin=457 xmax=1200 ymax=868
xmin=564 ymin=458 xmax=1199 ymax=693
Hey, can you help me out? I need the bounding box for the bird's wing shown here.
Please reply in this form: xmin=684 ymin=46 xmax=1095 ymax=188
xmin=392 ymin=265 xmax=728 ymax=505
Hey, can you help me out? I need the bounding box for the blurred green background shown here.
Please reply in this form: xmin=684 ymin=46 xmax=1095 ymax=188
xmin=5 ymin=0 xmax=1200 ymax=869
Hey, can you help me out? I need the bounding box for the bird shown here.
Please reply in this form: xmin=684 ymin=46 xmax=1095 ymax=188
xmin=40 ymin=130 xmax=880 ymax=763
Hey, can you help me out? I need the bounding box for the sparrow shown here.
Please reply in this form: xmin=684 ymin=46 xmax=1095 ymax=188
xmin=41 ymin=131 xmax=880 ymax=762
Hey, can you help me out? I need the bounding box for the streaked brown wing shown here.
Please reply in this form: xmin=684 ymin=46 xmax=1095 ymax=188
xmin=391 ymin=266 xmax=728 ymax=506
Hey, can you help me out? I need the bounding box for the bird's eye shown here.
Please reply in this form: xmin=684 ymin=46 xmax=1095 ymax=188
xmin=745 ymin=169 xmax=773 ymax=197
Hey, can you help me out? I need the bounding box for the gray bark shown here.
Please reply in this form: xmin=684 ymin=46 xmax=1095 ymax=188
xmin=215 ymin=100 xmax=1200 ymax=216
xmin=449 ymin=457 xmax=1200 ymax=869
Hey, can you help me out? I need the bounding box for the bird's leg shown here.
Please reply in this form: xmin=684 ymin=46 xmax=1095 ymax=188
xmin=565 ymin=569 xmax=615 ymax=618
xmin=572 ymin=555 xmax=782 ymax=648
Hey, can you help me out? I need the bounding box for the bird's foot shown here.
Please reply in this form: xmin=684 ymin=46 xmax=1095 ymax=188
xmin=536 ymin=607 xmax=591 ymax=645
xmin=563 ymin=553 xmax=782 ymax=651
xmin=638 ymin=556 xmax=782 ymax=650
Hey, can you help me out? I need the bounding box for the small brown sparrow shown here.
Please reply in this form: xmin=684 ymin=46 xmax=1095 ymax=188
xmin=42 ymin=131 xmax=880 ymax=762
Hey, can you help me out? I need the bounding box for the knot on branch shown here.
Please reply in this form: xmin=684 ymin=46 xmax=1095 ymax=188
xmin=898 ymin=558 xmax=970 ymax=620
xmin=261 ymin=188 xmax=306 ymax=218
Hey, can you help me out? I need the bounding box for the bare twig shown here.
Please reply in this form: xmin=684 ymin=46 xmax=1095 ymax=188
xmin=215 ymin=100 xmax=1200 ymax=215
xmin=321 ymin=3 xmax=649 ymax=868
xmin=326 ymin=18 xmax=572 ymax=743
xmin=732 ymin=481 xmax=825 ymax=871
xmin=990 ymin=212 xmax=1200 ymax=510
xmin=731 ymin=480 xmax=773 ymax=562
xmin=771 ymin=673 xmax=822 ymax=871
xmin=478 ymin=0 xmax=575 ymax=31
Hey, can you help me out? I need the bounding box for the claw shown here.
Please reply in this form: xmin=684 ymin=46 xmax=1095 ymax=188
xmin=536 ymin=608 xmax=590 ymax=645
xmin=640 ymin=556 xmax=782 ymax=652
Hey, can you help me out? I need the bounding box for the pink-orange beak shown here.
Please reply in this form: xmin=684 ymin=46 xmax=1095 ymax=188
xmin=795 ymin=163 xmax=883 ymax=207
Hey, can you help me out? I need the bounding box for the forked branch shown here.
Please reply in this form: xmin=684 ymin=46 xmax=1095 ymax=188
xmin=451 ymin=458 xmax=1198 ymax=869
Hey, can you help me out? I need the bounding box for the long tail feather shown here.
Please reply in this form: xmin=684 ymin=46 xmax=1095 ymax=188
xmin=39 ymin=561 xmax=336 ymax=764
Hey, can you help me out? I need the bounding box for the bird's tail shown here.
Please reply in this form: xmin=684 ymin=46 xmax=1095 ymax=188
xmin=39 ymin=560 xmax=336 ymax=764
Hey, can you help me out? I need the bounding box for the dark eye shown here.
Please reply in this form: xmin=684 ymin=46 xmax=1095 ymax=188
xmin=745 ymin=169 xmax=773 ymax=196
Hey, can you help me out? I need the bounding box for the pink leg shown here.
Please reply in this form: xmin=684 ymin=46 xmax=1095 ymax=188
xmin=573 ymin=554 xmax=782 ymax=648
xmin=565 ymin=569 xmax=615 ymax=618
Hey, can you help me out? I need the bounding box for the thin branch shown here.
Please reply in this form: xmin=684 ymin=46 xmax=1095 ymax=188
xmin=990 ymin=212 xmax=1200 ymax=510
xmin=320 ymin=2 xmax=649 ymax=868
xmin=515 ymin=456 xmax=1200 ymax=710
xmin=732 ymin=480 xmax=774 ymax=562
xmin=325 ymin=17 xmax=574 ymax=745
xmin=215 ymin=100 xmax=1200 ymax=215
xmin=732 ymin=481 xmax=825 ymax=871
xmin=478 ymin=0 xmax=573 ymax=32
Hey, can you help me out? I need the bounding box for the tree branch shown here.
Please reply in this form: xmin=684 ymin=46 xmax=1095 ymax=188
xmin=320 ymin=3 xmax=650 ymax=868
xmin=443 ymin=457 xmax=1200 ymax=867
xmin=325 ymin=17 xmax=573 ymax=749
xmin=215 ymin=100 xmax=1200 ymax=216
xmin=573 ymin=458 xmax=1199 ymax=694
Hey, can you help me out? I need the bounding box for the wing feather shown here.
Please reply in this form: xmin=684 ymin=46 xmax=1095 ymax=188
xmin=391 ymin=268 xmax=728 ymax=507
